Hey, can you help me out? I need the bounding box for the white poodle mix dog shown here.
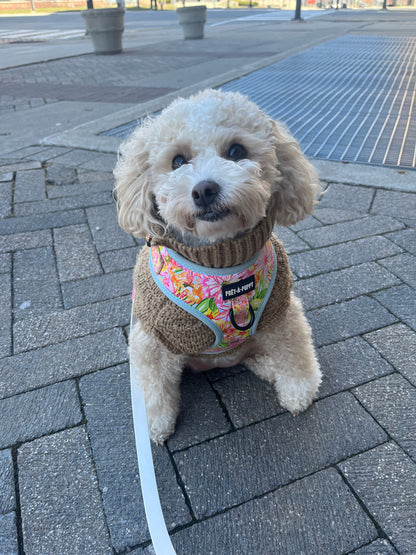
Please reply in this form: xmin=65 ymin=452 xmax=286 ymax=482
xmin=114 ymin=89 xmax=322 ymax=444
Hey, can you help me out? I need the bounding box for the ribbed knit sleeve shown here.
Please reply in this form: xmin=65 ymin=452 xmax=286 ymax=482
xmin=133 ymin=246 xmax=216 ymax=355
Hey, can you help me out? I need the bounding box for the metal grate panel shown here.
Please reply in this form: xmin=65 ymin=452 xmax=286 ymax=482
xmin=221 ymin=35 xmax=416 ymax=170
xmin=103 ymin=35 xmax=416 ymax=170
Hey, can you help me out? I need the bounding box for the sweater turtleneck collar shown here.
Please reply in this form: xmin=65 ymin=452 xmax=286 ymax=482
xmin=148 ymin=200 xmax=277 ymax=269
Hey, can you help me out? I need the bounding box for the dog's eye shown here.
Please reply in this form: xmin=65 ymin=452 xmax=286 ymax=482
xmin=172 ymin=154 xmax=188 ymax=170
xmin=228 ymin=143 xmax=247 ymax=162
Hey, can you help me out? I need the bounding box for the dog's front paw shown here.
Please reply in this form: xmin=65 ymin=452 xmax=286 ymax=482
xmin=275 ymin=367 xmax=321 ymax=416
xmin=278 ymin=390 xmax=314 ymax=416
xmin=147 ymin=408 xmax=177 ymax=445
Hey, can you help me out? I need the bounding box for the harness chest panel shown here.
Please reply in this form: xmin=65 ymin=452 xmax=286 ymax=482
xmin=149 ymin=240 xmax=277 ymax=354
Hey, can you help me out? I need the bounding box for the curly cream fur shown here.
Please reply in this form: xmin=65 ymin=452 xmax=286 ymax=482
xmin=114 ymin=89 xmax=322 ymax=444
xmin=114 ymin=89 xmax=321 ymax=243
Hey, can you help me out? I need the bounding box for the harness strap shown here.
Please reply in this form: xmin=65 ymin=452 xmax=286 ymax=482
xmin=130 ymin=308 xmax=177 ymax=555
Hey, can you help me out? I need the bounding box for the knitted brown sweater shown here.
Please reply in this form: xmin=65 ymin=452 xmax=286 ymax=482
xmin=133 ymin=210 xmax=293 ymax=357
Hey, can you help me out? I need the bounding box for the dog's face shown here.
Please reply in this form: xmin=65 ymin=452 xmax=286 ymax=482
xmin=114 ymin=89 xmax=320 ymax=244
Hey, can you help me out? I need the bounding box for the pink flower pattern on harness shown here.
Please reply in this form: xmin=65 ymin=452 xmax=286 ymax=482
xmin=149 ymin=240 xmax=277 ymax=354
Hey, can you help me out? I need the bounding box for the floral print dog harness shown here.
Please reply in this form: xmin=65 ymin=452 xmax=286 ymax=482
xmin=149 ymin=240 xmax=277 ymax=354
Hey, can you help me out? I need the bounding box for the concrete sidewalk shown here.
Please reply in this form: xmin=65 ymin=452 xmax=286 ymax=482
xmin=0 ymin=8 xmax=415 ymax=555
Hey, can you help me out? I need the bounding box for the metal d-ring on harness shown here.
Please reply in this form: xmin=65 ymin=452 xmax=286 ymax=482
xmin=129 ymin=307 xmax=177 ymax=555
xmin=229 ymin=304 xmax=255 ymax=331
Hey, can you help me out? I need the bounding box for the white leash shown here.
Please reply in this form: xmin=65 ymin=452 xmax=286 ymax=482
xmin=130 ymin=308 xmax=177 ymax=555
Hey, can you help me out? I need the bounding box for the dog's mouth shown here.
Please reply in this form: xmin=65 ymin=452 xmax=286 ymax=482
xmin=196 ymin=207 xmax=231 ymax=222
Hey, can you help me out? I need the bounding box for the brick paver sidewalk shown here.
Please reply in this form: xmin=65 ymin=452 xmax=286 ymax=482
xmin=0 ymin=141 xmax=415 ymax=553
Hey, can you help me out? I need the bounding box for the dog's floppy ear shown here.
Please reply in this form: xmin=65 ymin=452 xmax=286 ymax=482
xmin=113 ymin=122 xmax=165 ymax=238
xmin=270 ymin=120 xmax=320 ymax=227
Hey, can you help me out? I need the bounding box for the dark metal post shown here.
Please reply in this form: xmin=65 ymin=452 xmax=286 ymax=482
xmin=87 ymin=0 xmax=93 ymax=8
xmin=293 ymin=0 xmax=302 ymax=20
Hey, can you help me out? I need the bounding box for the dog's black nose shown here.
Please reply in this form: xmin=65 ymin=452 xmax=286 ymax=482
xmin=192 ymin=181 xmax=220 ymax=208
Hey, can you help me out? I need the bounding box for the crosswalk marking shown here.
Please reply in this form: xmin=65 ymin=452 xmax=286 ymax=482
xmin=0 ymin=29 xmax=86 ymax=43
xmin=210 ymin=9 xmax=330 ymax=27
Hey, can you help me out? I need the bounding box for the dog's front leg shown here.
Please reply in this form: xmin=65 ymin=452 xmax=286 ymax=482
xmin=246 ymin=292 xmax=321 ymax=415
xmin=130 ymin=320 xmax=185 ymax=444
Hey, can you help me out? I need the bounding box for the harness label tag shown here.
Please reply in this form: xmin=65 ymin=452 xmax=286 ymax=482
xmin=222 ymin=275 xmax=255 ymax=300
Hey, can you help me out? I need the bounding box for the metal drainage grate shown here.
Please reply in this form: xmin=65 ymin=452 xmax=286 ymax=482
xmin=222 ymin=35 xmax=416 ymax=170
xmin=103 ymin=35 xmax=416 ymax=170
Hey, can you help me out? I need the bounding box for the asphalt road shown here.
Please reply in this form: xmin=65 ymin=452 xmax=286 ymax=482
xmin=0 ymin=8 xmax=273 ymax=34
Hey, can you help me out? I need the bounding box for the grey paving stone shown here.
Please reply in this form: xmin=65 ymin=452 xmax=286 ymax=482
xmin=14 ymin=246 xmax=55 ymax=282
xmin=274 ymin=226 xmax=310 ymax=254
xmin=47 ymin=179 xmax=115 ymax=199
xmin=80 ymin=365 xmax=190 ymax=550
xmin=308 ymin=296 xmax=397 ymax=347
xmin=0 ymin=273 xmax=11 ymax=358
xmin=0 ymin=230 xmax=52 ymax=254
xmin=10 ymin=146 xmax=45 ymax=159
xmin=0 ymin=172 xmax=13 ymax=183
xmin=385 ymin=228 xmax=416 ymax=255
xmin=373 ymin=285 xmax=416 ymax=331
xmin=364 ymin=324 xmax=416 ymax=386
xmin=314 ymin=207 xmax=367 ymax=224
xmin=0 ymin=328 xmax=127 ymax=399
xmin=21 ymin=146 xmax=71 ymax=162
xmin=100 ymin=246 xmax=140 ymax=273
xmin=354 ymin=374 xmax=416 ymax=461
xmin=0 ymin=512 xmax=18 ymax=555
xmin=371 ymin=189 xmax=416 ymax=225
xmin=13 ymin=246 xmax=62 ymax=321
xmin=48 ymin=149 xmax=95 ymax=167
xmin=46 ymin=164 xmax=77 ymax=186
xmin=18 ymin=427 xmax=112 ymax=554
xmin=211 ymin=370 xmax=284 ymax=428
xmin=174 ymin=393 xmax=387 ymax=518
xmin=0 ymin=381 xmax=81 ymax=448
xmin=54 ymin=224 xmax=102 ymax=282
xmin=318 ymin=337 xmax=394 ymax=398
xmin=14 ymin=191 xmax=112 ymax=217
xmin=318 ymin=182 xmax=375 ymax=212
xmin=62 ymin=269 xmax=132 ymax=309
xmin=86 ymin=204 xmax=136 ymax=253
xmin=0 ymin=161 xmax=41 ymax=172
xmin=77 ymin=170 xmax=113 ymax=184
xmin=171 ymin=468 xmax=377 ymax=555
xmin=13 ymin=295 xmax=130 ymax=353
xmin=379 ymin=253 xmax=416 ymax=288
xmin=339 ymin=442 xmax=416 ymax=555
xmin=0 ymin=182 xmax=12 ymax=219
xmin=352 ymin=538 xmax=398 ymax=554
xmin=297 ymin=216 xmax=404 ymax=248
xmin=14 ymin=169 xmax=45 ymax=203
xmin=294 ymin=262 xmax=401 ymax=311
xmin=206 ymin=365 xmax=247 ymax=382
xmin=0 ymin=450 xmax=15 ymax=514
xmin=79 ymin=152 xmax=117 ymax=172
xmin=288 ymin=214 xmax=321 ymax=231
xmin=0 ymin=254 xmax=11 ymax=274
xmin=289 ymin=236 xmax=402 ymax=278
xmin=167 ymin=371 xmax=231 ymax=451
xmin=0 ymin=209 xmax=86 ymax=236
